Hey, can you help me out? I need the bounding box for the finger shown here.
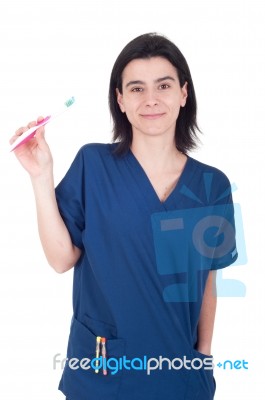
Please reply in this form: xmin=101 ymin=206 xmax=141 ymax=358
xmin=14 ymin=120 xmax=36 ymax=138
xmin=14 ymin=126 xmax=27 ymax=136
xmin=35 ymin=115 xmax=47 ymax=137
xmin=27 ymin=120 xmax=37 ymax=129
xmin=9 ymin=135 xmax=18 ymax=145
xmin=34 ymin=125 xmax=46 ymax=143
xmin=10 ymin=126 xmax=28 ymax=144
xmin=10 ymin=117 xmax=45 ymax=146
xmin=35 ymin=125 xmax=45 ymax=137
xmin=34 ymin=126 xmax=50 ymax=151
xmin=37 ymin=115 xmax=45 ymax=123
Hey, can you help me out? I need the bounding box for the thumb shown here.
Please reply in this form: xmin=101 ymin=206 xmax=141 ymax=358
xmin=34 ymin=126 xmax=49 ymax=150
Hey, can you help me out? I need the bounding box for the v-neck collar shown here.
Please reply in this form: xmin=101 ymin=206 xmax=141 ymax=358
xmin=125 ymin=149 xmax=196 ymax=212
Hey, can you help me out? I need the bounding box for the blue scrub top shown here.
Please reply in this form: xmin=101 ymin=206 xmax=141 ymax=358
xmin=55 ymin=143 xmax=238 ymax=400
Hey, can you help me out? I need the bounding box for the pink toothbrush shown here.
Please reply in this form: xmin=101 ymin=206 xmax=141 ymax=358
xmin=10 ymin=96 xmax=75 ymax=152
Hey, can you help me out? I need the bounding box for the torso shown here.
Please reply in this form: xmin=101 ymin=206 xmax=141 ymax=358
xmin=55 ymin=143 xmax=235 ymax=400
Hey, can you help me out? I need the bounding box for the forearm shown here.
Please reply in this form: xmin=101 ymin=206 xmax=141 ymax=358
xmin=196 ymin=271 xmax=217 ymax=355
xmin=31 ymin=172 xmax=81 ymax=273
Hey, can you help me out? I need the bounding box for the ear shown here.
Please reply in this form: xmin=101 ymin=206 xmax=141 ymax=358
xmin=116 ymin=88 xmax=125 ymax=113
xmin=180 ymin=82 xmax=188 ymax=107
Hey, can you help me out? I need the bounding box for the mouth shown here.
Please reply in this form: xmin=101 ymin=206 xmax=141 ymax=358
xmin=140 ymin=113 xmax=166 ymax=120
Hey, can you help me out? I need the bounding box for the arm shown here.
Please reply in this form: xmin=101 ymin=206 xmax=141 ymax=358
xmin=10 ymin=119 xmax=81 ymax=273
xmin=196 ymin=270 xmax=217 ymax=355
xmin=31 ymin=172 xmax=81 ymax=273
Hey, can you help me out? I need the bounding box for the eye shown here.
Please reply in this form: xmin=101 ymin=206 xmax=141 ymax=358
xmin=159 ymin=83 xmax=170 ymax=90
xmin=131 ymin=87 xmax=143 ymax=92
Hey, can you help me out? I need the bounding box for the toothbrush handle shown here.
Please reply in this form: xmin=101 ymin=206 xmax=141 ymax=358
xmin=10 ymin=116 xmax=51 ymax=152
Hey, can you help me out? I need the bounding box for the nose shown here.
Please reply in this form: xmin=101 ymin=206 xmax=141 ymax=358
xmin=144 ymin=89 xmax=159 ymax=107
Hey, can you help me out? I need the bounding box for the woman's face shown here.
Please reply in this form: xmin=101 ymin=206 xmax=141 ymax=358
xmin=116 ymin=56 xmax=188 ymax=141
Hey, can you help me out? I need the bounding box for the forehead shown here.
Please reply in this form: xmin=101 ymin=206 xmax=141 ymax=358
xmin=121 ymin=57 xmax=179 ymax=83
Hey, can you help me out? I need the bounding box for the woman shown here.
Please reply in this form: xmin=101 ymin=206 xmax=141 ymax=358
xmin=10 ymin=33 xmax=237 ymax=400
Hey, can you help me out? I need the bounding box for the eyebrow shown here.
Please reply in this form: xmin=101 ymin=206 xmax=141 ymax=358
xmin=125 ymin=75 xmax=176 ymax=88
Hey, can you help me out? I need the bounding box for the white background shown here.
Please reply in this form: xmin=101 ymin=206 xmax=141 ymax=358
xmin=0 ymin=0 xmax=264 ymax=398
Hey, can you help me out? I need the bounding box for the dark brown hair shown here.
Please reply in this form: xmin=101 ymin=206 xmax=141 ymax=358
xmin=109 ymin=32 xmax=200 ymax=155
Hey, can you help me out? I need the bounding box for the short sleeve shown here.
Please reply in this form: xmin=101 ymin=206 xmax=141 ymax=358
xmin=55 ymin=148 xmax=85 ymax=250
xmin=210 ymin=184 xmax=238 ymax=270
xmin=211 ymin=202 xmax=238 ymax=270
xmin=190 ymin=166 xmax=239 ymax=270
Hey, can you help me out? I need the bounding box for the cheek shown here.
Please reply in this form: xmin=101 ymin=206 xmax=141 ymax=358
xmin=165 ymin=99 xmax=177 ymax=111
xmin=123 ymin=98 xmax=139 ymax=115
xmin=170 ymin=97 xmax=184 ymax=111
xmin=124 ymin=110 xmax=137 ymax=126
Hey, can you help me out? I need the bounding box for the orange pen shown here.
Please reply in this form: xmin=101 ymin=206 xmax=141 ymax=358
xmin=101 ymin=337 xmax=107 ymax=375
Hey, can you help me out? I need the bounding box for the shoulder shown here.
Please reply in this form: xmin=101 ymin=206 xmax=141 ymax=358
xmin=188 ymin=156 xmax=231 ymax=185
xmin=77 ymin=143 xmax=117 ymax=156
xmin=73 ymin=143 xmax=119 ymax=164
xmin=186 ymin=156 xmax=233 ymax=204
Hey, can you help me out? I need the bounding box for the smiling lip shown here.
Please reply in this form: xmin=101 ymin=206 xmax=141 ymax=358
xmin=140 ymin=113 xmax=165 ymax=120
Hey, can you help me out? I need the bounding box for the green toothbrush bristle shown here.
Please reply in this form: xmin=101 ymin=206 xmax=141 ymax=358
xmin=64 ymin=96 xmax=75 ymax=107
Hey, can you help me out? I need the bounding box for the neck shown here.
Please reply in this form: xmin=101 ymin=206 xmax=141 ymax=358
xmin=130 ymin=135 xmax=184 ymax=174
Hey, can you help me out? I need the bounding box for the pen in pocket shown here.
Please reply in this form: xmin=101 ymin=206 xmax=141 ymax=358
xmin=101 ymin=337 xmax=107 ymax=376
xmin=95 ymin=336 xmax=101 ymax=374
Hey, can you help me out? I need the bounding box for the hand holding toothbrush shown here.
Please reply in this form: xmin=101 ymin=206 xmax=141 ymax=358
xmin=9 ymin=97 xmax=75 ymax=179
xmin=9 ymin=116 xmax=53 ymax=179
